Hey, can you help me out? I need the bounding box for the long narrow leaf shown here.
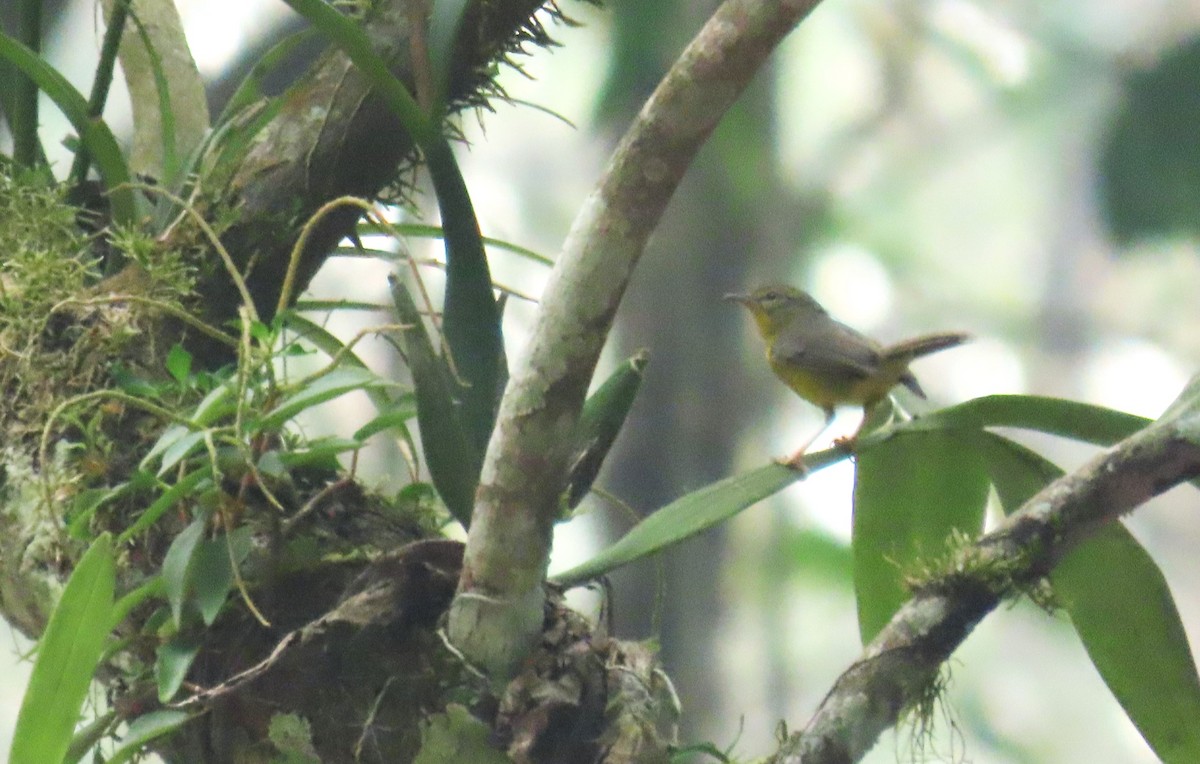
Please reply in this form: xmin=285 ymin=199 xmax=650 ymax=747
xmin=256 ymin=365 xmax=391 ymax=431
xmin=358 ymin=221 xmax=555 ymax=266
xmin=281 ymin=312 xmax=392 ymax=413
xmin=11 ymin=1 xmax=41 ymax=168
xmin=427 ymin=138 xmax=503 ymax=457
xmin=565 ymin=350 xmax=649 ymax=508
xmin=68 ymin=0 xmax=131 ymax=186
xmin=105 ymin=710 xmax=193 ymax=764
xmin=852 ymin=431 xmax=989 ymax=643
xmin=162 ymin=517 xmax=207 ymax=628
xmin=1056 ymin=530 xmax=1200 ymax=762
xmin=428 ymin=0 xmax=473 ymax=117
xmin=390 ymin=278 xmax=479 ymax=526
xmin=973 ymin=431 xmax=1200 ymax=762
xmin=353 ymin=394 xmax=418 ymax=441
xmin=0 ymin=32 xmax=136 ymax=224
xmin=63 ymin=710 xmax=117 ymax=764
xmin=10 ymin=534 xmax=115 ymax=764
xmin=552 ymin=463 xmax=808 ymax=588
xmin=156 ymin=632 xmax=202 ymax=703
xmin=281 ymin=0 xmax=503 ymax=454
xmin=126 ymin=11 xmax=180 ymax=185
xmin=898 ymin=394 xmax=1149 ymax=446
xmin=117 ymin=468 xmax=211 ymax=543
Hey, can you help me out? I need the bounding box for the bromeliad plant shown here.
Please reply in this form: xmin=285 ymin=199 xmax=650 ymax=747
xmin=3 ymin=0 xmax=653 ymax=758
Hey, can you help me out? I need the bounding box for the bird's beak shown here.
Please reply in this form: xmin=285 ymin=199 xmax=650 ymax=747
xmin=723 ymin=292 xmax=750 ymax=305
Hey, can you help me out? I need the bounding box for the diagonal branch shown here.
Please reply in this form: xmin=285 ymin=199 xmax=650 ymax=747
xmin=774 ymin=414 xmax=1200 ymax=764
xmin=446 ymin=0 xmax=827 ymax=677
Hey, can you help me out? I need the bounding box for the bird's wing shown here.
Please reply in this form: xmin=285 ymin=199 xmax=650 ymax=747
xmin=772 ymin=322 xmax=881 ymax=381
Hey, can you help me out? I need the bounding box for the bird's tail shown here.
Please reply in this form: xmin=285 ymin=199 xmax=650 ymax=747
xmin=883 ymin=332 xmax=971 ymax=362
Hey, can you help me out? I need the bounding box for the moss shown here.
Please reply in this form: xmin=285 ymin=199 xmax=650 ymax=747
xmin=0 ymin=444 xmax=77 ymax=637
xmin=903 ymin=527 xmax=1045 ymax=605
xmin=0 ymin=171 xmax=199 ymax=450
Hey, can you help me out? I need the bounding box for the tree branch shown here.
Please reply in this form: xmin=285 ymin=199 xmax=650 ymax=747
xmin=185 ymin=0 xmax=551 ymax=334
xmin=774 ymin=414 xmax=1200 ymax=764
xmin=446 ymin=0 xmax=826 ymax=676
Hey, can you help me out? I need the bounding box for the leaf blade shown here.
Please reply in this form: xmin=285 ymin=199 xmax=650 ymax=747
xmin=852 ymin=431 xmax=989 ymax=643
xmin=974 ymin=431 xmax=1200 ymax=762
xmin=552 ymin=463 xmax=807 ymax=588
xmin=10 ymin=534 xmax=116 ymax=764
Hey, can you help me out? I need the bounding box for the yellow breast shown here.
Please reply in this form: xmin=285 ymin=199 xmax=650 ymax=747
xmin=768 ymin=351 xmax=907 ymax=409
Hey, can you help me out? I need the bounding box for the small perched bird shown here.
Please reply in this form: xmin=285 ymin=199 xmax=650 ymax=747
xmin=726 ymin=285 xmax=969 ymax=471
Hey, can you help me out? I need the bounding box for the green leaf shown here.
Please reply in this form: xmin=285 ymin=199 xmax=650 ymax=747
xmin=414 ymin=704 xmax=511 ymax=764
xmin=353 ymin=394 xmax=419 ymax=442
xmin=191 ymin=379 xmax=239 ymax=425
xmin=161 ymin=517 xmax=207 ymax=628
xmin=428 ymin=0 xmax=473 ymax=118
xmin=284 ymin=0 xmax=503 ymax=455
xmin=277 ymin=437 xmax=362 ymax=470
xmin=155 ymin=429 xmax=207 ymax=476
xmin=565 ymin=350 xmax=649 ymax=508
xmin=552 ymin=463 xmax=809 ymax=589
xmin=141 ymin=380 xmax=237 ymax=473
xmin=126 ymin=10 xmax=181 ymax=184
xmin=1056 ymin=529 xmax=1200 ymax=763
xmin=256 ymin=366 xmax=390 ymax=431
xmin=268 ymin=713 xmax=321 ymax=763
xmin=166 ymin=345 xmax=192 ymax=384
xmin=10 ymin=534 xmax=115 ymax=764
xmin=190 ymin=526 xmax=253 ymax=626
xmin=63 ymin=710 xmax=117 ymax=764
xmin=972 ymin=432 xmax=1200 ymax=762
xmin=105 ymin=710 xmax=193 ymax=764
xmin=970 ymin=430 xmax=1063 ymax=513
xmin=111 ymin=575 xmax=165 ymax=630
xmin=390 ymin=278 xmax=479 ymax=527
xmin=117 ymin=468 xmax=211 ymax=543
xmin=297 ymin=0 xmax=503 ymax=454
xmin=0 ymin=31 xmax=136 ymax=224
xmin=257 ymin=449 xmax=288 ymax=479
xmin=359 ymin=222 xmax=554 ymax=266
xmin=427 ymin=136 xmax=503 ymax=458
xmin=898 ymin=394 xmax=1148 ymax=446
xmin=156 ymin=631 xmax=202 ymax=702
xmin=281 ymin=312 xmax=393 ymax=415
xmin=852 ymin=431 xmax=989 ymax=643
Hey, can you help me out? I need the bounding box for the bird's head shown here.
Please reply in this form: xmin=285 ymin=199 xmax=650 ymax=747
xmin=724 ymin=285 xmax=827 ymax=339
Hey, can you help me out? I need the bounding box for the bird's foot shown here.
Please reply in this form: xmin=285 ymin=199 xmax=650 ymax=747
xmin=832 ymin=435 xmax=858 ymax=452
xmin=775 ymin=449 xmax=810 ymax=474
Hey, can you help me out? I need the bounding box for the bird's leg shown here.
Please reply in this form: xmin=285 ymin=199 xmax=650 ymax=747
xmin=833 ymin=401 xmax=878 ymax=452
xmin=778 ymin=407 xmax=836 ymax=472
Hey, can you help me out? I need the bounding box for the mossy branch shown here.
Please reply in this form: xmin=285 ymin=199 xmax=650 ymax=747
xmin=188 ymin=0 xmax=556 ymax=338
xmin=773 ymin=415 xmax=1200 ymax=764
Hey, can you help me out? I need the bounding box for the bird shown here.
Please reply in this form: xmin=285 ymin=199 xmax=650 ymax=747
xmin=726 ymin=285 xmax=969 ymax=471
